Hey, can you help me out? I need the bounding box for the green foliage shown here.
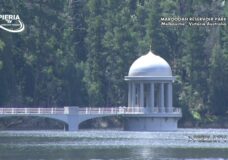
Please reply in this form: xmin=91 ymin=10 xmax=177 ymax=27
xmin=209 ymin=43 xmax=228 ymax=115
xmin=191 ymin=110 xmax=201 ymax=121
xmin=0 ymin=0 xmax=227 ymax=124
xmin=0 ymin=40 xmax=5 ymax=51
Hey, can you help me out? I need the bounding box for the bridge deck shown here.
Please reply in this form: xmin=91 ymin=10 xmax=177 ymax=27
xmin=0 ymin=107 xmax=181 ymax=115
xmin=0 ymin=107 xmax=182 ymax=131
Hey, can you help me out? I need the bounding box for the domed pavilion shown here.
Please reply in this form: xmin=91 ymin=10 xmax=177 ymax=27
xmin=124 ymin=49 xmax=182 ymax=131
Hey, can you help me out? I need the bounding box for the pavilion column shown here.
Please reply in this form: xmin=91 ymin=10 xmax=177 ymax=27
xmin=128 ymin=81 xmax=132 ymax=107
xmin=150 ymin=82 xmax=155 ymax=112
xmin=132 ymin=82 xmax=136 ymax=107
xmin=167 ymin=82 xmax=173 ymax=112
xmin=160 ymin=83 xmax=164 ymax=112
xmin=140 ymin=82 xmax=144 ymax=108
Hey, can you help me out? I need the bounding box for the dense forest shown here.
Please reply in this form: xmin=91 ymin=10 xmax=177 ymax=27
xmin=0 ymin=0 xmax=228 ymax=127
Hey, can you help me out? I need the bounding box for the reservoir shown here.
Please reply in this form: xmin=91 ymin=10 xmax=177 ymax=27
xmin=0 ymin=129 xmax=228 ymax=160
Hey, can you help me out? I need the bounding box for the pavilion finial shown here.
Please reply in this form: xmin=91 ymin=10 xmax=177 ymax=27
xmin=150 ymin=45 xmax=152 ymax=51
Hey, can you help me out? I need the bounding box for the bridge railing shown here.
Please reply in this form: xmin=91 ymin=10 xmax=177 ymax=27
xmin=0 ymin=108 xmax=65 ymax=115
xmin=78 ymin=107 xmax=181 ymax=115
xmin=0 ymin=107 xmax=181 ymax=115
xmin=150 ymin=107 xmax=181 ymax=113
xmin=78 ymin=107 xmax=144 ymax=115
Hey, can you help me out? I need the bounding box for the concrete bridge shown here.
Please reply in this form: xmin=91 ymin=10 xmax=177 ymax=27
xmin=0 ymin=107 xmax=181 ymax=131
xmin=0 ymin=49 xmax=184 ymax=131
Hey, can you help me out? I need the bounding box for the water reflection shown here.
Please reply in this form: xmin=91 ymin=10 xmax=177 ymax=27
xmin=0 ymin=129 xmax=228 ymax=160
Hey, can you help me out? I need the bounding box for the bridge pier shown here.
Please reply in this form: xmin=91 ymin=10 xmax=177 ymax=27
xmin=67 ymin=115 xmax=79 ymax=131
xmin=68 ymin=122 xmax=79 ymax=131
xmin=65 ymin=106 xmax=80 ymax=131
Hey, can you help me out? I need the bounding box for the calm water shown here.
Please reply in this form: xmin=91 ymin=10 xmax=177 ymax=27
xmin=0 ymin=129 xmax=228 ymax=160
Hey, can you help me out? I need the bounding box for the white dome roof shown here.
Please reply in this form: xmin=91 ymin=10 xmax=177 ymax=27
xmin=128 ymin=51 xmax=172 ymax=77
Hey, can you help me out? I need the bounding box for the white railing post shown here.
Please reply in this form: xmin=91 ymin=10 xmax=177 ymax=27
xmin=64 ymin=106 xmax=69 ymax=114
xmin=51 ymin=108 xmax=54 ymax=114
xmin=38 ymin=108 xmax=41 ymax=114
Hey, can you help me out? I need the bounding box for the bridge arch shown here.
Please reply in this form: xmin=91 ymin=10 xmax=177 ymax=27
xmin=0 ymin=114 xmax=121 ymax=131
xmin=78 ymin=114 xmax=123 ymax=129
xmin=0 ymin=115 xmax=68 ymax=130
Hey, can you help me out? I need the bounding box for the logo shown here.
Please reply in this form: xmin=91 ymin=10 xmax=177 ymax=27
xmin=0 ymin=14 xmax=25 ymax=33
